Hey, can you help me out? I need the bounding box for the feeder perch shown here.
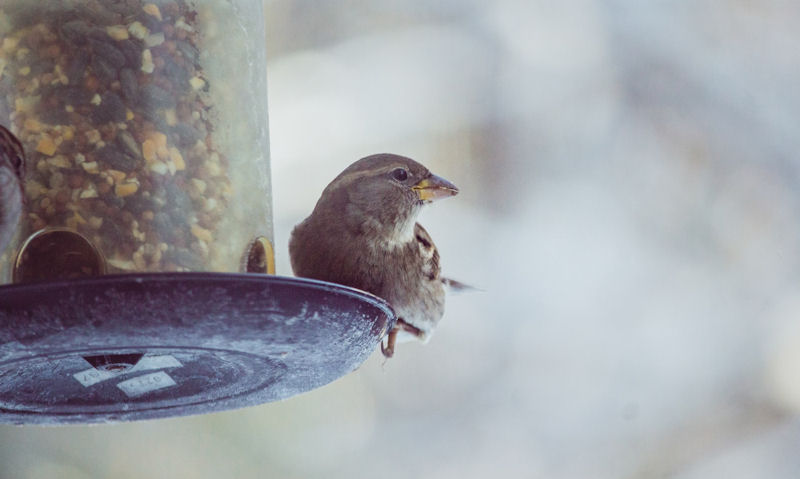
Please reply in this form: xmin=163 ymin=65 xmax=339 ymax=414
xmin=0 ymin=1 xmax=394 ymax=425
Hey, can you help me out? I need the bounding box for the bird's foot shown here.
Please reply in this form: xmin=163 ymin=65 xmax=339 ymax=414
xmin=381 ymin=327 xmax=398 ymax=358
xmin=397 ymin=319 xmax=423 ymax=338
xmin=381 ymin=320 xmax=426 ymax=358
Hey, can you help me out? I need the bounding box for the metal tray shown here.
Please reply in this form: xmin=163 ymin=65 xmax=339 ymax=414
xmin=0 ymin=273 xmax=394 ymax=425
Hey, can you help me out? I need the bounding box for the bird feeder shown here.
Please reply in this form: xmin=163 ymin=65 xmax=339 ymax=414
xmin=0 ymin=0 xmax=394 ymax=425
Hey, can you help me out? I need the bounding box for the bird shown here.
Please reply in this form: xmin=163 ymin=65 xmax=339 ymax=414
xmin=0 ymin=125 xmax=25 ymax=254
xmin=289 ymin=153 xmax=463 ymax=358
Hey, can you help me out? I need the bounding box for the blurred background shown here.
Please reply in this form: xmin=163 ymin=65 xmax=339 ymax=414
xmin=3 ymin=0 xmax=800 ymax=477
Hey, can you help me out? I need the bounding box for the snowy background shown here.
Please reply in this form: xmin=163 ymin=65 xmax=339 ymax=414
xmin=4 ymin=1 xmax=800 ymax=478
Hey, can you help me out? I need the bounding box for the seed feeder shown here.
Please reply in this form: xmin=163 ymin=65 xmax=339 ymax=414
xmin=0 ymin=1 xmax=394 ymax=425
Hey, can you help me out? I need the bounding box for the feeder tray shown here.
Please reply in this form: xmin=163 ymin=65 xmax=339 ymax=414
xmin=0 ymin=273 xmax=395 ymax=425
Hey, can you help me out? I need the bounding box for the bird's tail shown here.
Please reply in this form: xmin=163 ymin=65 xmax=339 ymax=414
xmin=443 ymin=277 xmax=481 ymax=293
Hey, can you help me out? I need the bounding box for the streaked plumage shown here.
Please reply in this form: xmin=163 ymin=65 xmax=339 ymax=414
xmin=0 ymin=125 xmax=25 ymax=253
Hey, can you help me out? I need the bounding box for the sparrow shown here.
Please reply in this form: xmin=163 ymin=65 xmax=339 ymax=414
xmin=0 ymin=125 xmax=25 ymax=254
xmin=289 ymin=153 xmax=461 ymax=358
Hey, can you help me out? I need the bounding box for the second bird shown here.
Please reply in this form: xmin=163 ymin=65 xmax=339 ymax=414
xmin=0 ymin=125 xmax=25 ymax=254
xmin=289 ymin=153 xmax=460 ymax=357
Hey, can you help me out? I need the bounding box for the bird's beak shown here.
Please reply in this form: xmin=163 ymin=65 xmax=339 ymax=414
xmin=412 ymin=173 xmax=459 ymax=203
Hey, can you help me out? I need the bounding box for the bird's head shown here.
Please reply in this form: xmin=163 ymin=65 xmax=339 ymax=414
xmin=317 ymin=153 xmax=458 ymax=241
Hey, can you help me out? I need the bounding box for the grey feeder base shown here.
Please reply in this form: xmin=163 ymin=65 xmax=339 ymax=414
xmin=0 ymin=273 xmax=395 ymax=425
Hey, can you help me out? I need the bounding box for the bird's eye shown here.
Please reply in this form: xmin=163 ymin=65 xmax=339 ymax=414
xmin=391 ymin=168 xmax=409 ymax=182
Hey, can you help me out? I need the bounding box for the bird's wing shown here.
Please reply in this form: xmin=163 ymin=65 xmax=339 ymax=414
xmin=0 ymin=165 xmax=23 ymax=253
xmin=414 ymin=223 xmax=478 ymax=292
xmin=413 ymin=223 xmax=441 ymax=280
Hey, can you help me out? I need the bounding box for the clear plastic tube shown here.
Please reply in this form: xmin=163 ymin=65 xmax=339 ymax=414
xmin=0 ymin=0 xmax=273 ymax=281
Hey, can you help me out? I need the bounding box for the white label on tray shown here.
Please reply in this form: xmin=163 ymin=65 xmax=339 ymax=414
xmin=73 ymin=368 xmax=117 ymax=387
xmin=130 ymin=355 xmax=183 ymax=373
xmin=116 ymin=371 xmax=177 ymax=397
xmin=72 ymin=355 xmax=183 ymax=388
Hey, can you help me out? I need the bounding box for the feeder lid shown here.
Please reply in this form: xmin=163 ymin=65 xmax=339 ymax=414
xmin=0 ymin=273 xmax=395 ymax=425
